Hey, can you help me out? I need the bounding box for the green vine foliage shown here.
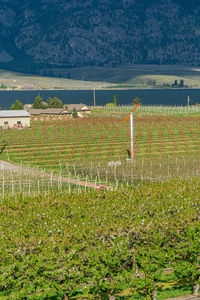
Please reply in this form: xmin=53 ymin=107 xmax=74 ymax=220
xmin=0 ymin=179 xmax=200 ymax=299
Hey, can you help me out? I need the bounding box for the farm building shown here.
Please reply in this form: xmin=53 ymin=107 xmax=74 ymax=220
xmin=24 ymin=103 xmax=91 ymax=120
xmin=0 ymin=110 xmax=30 ymax=129
xmin=65 ymin=104 xmax=91 ymax=117
xmin=27 ymin=108 xmax=70 ymax=121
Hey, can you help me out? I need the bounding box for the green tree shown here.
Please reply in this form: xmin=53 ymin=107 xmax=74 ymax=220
xmin=179 ymin=79 xmax=184 ymax=88
xmin=72 ymin=107 xmax=78 ymax=117
xmin=113 ymin=94 xmax=117 ymax=106
xmin=0 ymin=83 xmax=7 ymax=89
xmin=32 ymin=94 xmax=46 ymax=109
xmin=131 ymin=97 xmax=141 ymax=105
xmin=10 ymin=99 xmax=24 ymax=110
xmin=46 ymin=97 xmax=63 ymax=108
xmin=173 ymin=80 xmax=178 ymax=86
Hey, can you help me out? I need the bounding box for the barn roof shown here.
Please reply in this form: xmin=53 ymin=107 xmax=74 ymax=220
xmin=28 ymin=108 xmax=67 ymax=115
xmin=0 ymin=110 xmax=30 ymax=117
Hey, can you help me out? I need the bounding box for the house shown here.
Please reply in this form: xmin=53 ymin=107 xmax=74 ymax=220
xmin=28 ymin=108 xmax=67 ymax=115
xmin=24 ymin=104 xmax=32 ymax=111
xmin=0 ymin=110 xmax=30 ymax=129
xmin=24 ymin=103 xmax=91 ymax=120
xmin=65 ymin=104 xmax=91 ymax=117
xmin=27 ymin=108 xmax=70 ymax=121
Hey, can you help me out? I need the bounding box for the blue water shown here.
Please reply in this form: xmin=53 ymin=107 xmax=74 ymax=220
xmin=0 ymin=89 xmax=200 ymax=109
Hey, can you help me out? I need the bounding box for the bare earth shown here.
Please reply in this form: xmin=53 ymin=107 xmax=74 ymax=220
xmin=0 ymin=160 xmax=113 ymax=190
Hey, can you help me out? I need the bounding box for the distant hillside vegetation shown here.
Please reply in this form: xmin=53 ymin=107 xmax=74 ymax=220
xmin=1 ymin=0 xmax=200 ymax=75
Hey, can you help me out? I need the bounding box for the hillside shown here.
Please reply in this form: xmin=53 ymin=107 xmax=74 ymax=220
xmin=0 ymin=69 xmax=110 ymax=90
xmin=1 ymin=0 xmax=200 ymax=75
xmin=2 ymin=65 xmax=200 ymax=90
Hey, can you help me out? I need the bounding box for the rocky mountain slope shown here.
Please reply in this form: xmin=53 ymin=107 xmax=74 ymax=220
xmin=1 ymin=0 xmax=200 ymax=74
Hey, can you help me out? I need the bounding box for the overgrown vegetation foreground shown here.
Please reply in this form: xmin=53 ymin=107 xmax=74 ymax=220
xmin=1 ymin=179 xmax=200 ymax=299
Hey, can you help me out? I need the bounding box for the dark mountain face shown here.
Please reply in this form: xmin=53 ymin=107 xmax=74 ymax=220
xmin=1 ymin=0 xmax=200 ymax=73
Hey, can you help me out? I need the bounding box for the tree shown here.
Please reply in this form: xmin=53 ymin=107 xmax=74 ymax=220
xmin=72 ymin=107 xmax=78 ymax=117
xmin=173 ymin=80 xmax=178 ymax=86
xmin=113 ymin=94 xmax=117 ymax=106
xmin=32 ymin=94 xmax=46 ymax=109
xmin=179 ymin=79 xmax=184 ymax=88
xmin=10 ymin=99 xmax=24 ymax=110
xmin=46 ymin=97 xmax=63 ymax=108
xmin=131 ymin=97 xmax=141 ymax=105
xmin=0 ymin=83 xmax=7 ymax=89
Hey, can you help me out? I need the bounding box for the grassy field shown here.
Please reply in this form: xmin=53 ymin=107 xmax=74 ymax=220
xmin=2 ymin=64 xmax=200 ymax=90
xmin=1 ymin=179 xmax=200 ymax=299
xmin=0 ymin=69 xmax=110 ymax=90
xmin=42 ymin=64 xmax=200 ymax=88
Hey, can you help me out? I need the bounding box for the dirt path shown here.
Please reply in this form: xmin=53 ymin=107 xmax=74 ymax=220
xmin=52 ymin=174 xmax=113 ymax=190
xmin=0 ymin=160 xmax=23 ymax=172
xmin=0 ymin=160 xmax=113 ymax=191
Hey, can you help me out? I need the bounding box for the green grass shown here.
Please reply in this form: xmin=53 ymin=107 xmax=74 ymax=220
xmin=0 ymin=69 xmax=110 ymax=90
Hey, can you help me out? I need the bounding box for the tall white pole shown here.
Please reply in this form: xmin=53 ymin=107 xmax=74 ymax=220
xmin=187 ymin=96 xmax=190 ymax=108
xmin=93 ymin=88 xmax=96 ymax=107
xmin=130 ymin=112 xmax=133 ymax=160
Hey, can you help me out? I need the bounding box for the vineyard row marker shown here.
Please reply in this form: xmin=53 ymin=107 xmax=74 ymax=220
xmin=124 ymin=104 xmax=140 ymax=160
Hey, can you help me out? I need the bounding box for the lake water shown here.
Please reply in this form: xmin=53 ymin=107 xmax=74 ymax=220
xmin=0 ymin=89 xmax=200 ymax=109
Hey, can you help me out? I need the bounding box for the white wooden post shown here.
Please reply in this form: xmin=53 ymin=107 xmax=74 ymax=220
xmin=93 ymin=88 xmax=96 ymax=107
xmin=187 ymin=96 xmax=190 ymax=108
xmin=130 ymin=112 xmax=134 ymax=160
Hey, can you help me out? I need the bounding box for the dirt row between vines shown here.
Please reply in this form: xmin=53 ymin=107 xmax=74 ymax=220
xmin=0 ymin=160 xmax=113 ymax=191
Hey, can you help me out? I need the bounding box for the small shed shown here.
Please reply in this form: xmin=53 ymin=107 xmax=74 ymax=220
xmin=0 ymin=110 xmax=30 ymax=129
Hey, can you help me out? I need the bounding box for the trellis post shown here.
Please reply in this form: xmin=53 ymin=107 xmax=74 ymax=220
xmin=124 ymin=104 xmax=140 ymax=160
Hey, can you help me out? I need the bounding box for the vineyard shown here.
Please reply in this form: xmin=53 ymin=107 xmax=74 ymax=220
xmin=92 ymin=105 xmax=200 ymax=118
xmin=1 ymin=179 xmax=200 ymax=299
xmin=0 ymin=106 xmax=200 ymax=299
xmin=0 ymin=115 xmax=199 ymax=168
xmin=0 ymin=112 xmax=199 ymax=186
xmin=0 ymin=161 xmax=87 ymax=198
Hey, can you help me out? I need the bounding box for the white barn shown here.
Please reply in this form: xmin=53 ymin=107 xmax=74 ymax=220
xmin=0 ymin=110 xmax=30 ymax=129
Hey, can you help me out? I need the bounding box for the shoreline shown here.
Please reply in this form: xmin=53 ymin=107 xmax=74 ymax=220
xmin=0 ymin=87 xmax=199 ymax=91
xmin=0 ymin=88 xmax=199 ymax=108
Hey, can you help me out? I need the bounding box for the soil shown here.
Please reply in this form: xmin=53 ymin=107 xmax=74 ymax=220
xmin=0 ymin=160 xmax=113 ymax=191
